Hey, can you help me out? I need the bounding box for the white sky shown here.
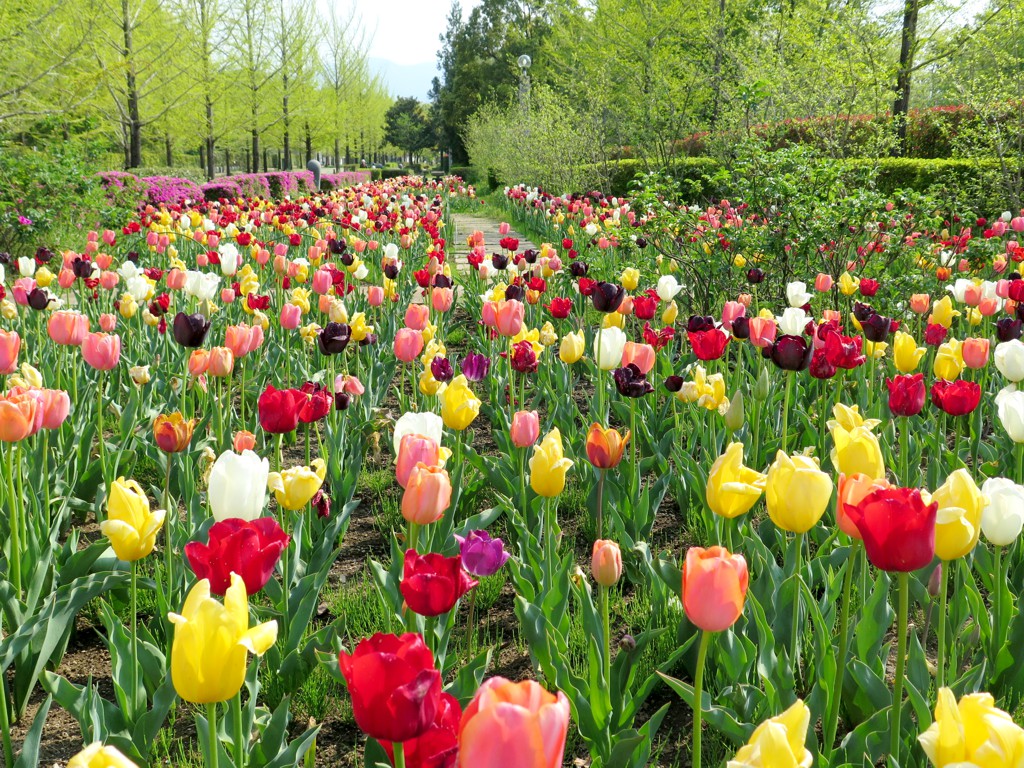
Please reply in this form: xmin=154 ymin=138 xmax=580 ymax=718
xmin=346 ymin=0 xmax=484 ymax=66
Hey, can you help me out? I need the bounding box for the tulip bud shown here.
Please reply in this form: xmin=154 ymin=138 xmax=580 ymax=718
xmin=618 ymin=634 xmax=636 ymax=652
xmin=928 ymin=562 xmax=943 ymax=598
xmin=233 ymin=430 xmax=256 ymax=452
xmin=753 ymin=366 xmax=770 ymax=401
xmin=724 ymin=390 xmax=744 ymax=432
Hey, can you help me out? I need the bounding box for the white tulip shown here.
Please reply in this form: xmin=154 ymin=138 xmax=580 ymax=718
xmin=786 ymin=281 xmax=811 ymax=308
xmin=384 ymin=243 xmax=399 ymax=261
xmin=184 ymin=270 xmax=221 ymax=302
xmin=584 ymin=222 xmax=598 ymax=237
xmin=393 ymin=411 xmax=444 ymax=455
xmin=946 ymin=279 xmax=972 ymax=303
xmin=778 ymin=307 xmax=808 ymax=336
xmin=1003 ymin=211 xmax=1013 ymax=222
xmin=354 ymin=263 xmax=369 ymax=280
xmin=594 ymin=325 xmax=627 ymax=370
xmin=118 ymin=262 xmax=143 ymax=281
xmin=656 ymin=275 xmax=681 ymax=302
xmin=996 ymin=387 xmax=1024 ymax=442
xmin=208 ymin=449 xmax=269 ymax=522
xmin=995 ymin=340 xmax=1024 ymax=382
xmin=18 ymin=257 xmax=35 ymax=277
xmin=126 ymin=275 xmax=153 ymax=302
xmin=981 ymin=477 xmax=1024 ymax=546
xmin=219 ymin=243 xmax=240 ymax=277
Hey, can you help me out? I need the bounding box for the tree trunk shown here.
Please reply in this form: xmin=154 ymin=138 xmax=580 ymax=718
xmin=122 ymin=0 xmax=143 ymax=168
xmin=165 ymin=133 xmax=173 ymax=166
xmin=708 ymin=0 xmax=727 ymax=131
xmin=892 ymin=0 xmax=920 ymax=156
xmin=225 ymin=148 xmax=231 ymax=175
xmin=304 ymin=121 xmax=312 ymax=164
xmin=252 ymin=128 xmax=260 ymax=173
xmin=263 ymin=147 xmax=268 ymax=172
xmin=334 ymin=138 xmax=340 ymax=171
xmin=205 ymin=94 xmax=215 ymax=180
xmin=199 ymin=143 xmax=206 ymax=173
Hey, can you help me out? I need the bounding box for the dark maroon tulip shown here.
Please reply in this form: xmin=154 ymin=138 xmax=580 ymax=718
xmin=430 ymin=356 xmax=454 ymax=383
xmin=172 ymin=312 xmax=211 ymax=347
xmin=768 ymin=334 xmax=812 ymax=371
xmin=687 ymin=315 xmax=716 ymax=333
xmin=664 ymin=375 xmax=684 ymax=392
xmin=861 ymin=312 xmax=896 ymax=343
xmin=809 ymin=348 xmax=837 ymax=379
xmin=317 ymin=322 xmax=351 ymax=355
xmin=569 ymin=262 xmax=589 ymax=278
xmin=731 ymin=316 xmax=750 ymax=340
xmin=997 ymin=317 xmax=1023 ymax=342
xmin=746 ymin=267 xmax=765 ymax=284
xmin=591 ymin=281 xmax=625 ymax=313
xmin=504 ymin=283 xmax=525 ymax=302
xmin=613 ymin=364 xmax=655 ymax=397
xmin=461 ymin=352 xmax=491 ymax=382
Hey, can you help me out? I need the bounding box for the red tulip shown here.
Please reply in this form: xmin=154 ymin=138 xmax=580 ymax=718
xmin=297 ymin=381 xmax=332 ymax=423
xmin=859 ymin=278 xmax=879 ymax=296
xmin=400 ymin=550 xmax=477 ymax=617
xmin=823 ymin=331 xmax=866 ymax=369
xmin=545 ymin=297 xmax=572 ymax=319
xmin=930 ymin=379 xmax=981 ymax=416
xmin=846 ymin=486 xmax=937 ymax=572
xmin=688 ymin=328 xmax=730 ymax=360
xmin=338 ymin=632 xmax=441 ymax=743
xmin=184 ymin=517 xmax=290 ymax=596
xmin=886 ymin=374 xmax=926 ymax=417
xmin=258 ymin=385 xmax=302 ymax=434
xmin=382 ymin=691 xmax=460 ymax=768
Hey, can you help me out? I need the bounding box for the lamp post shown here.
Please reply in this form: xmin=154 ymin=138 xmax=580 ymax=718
xmin=517 ymin=54 xmax=532 ymax=114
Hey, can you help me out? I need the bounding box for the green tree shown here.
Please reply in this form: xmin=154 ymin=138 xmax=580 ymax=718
xmin=384 ymin=97 xmax=431 ymax=164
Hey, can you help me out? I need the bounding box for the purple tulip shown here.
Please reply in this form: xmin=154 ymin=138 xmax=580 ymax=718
xmin=461 ymin=352 xmax=491 ymax=382
xmin=455 ymin=530 xmax=510 ymax=577
xmin=431 ymin=355 xmax=454 ymax=383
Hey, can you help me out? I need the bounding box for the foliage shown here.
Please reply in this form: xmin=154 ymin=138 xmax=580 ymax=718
xmin=384 ymin=97 xmax=433 ymax=164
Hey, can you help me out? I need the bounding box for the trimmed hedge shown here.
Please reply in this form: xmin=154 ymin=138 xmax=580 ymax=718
xmin=371 ymin=168 xmax=413 ymax=181
xmin=601 ymin=157 xmax=1005 ymax=204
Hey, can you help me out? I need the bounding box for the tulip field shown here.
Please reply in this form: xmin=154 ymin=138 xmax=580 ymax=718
xmin=4 ymin=173 xmax=1024 ymax=768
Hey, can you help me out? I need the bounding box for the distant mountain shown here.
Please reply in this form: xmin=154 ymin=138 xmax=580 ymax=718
xmin=369 ymin=58 xmax=438 ymax=102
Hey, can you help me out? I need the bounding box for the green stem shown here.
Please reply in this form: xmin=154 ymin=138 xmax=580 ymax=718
xmin=164 ymin=456 xmax=174 ymax=606
xmin=131 ymin=561 xmax=139 ymax=715
xmin=900 ymin=416 xmax=910 ymax=486
xmin=781 ymin=371 xmax=794 ymax=455
xmin=41 ymin=429 xmax=51 ymax=534
xmin=596 ymin=469 xmax=605 ymax=541
xmin=207 ymin=702 xmax=219 ymax=768
xmin=233 ymin=691 xmax=246 ymax=768
xmin=692 ymin=630 xmax=712 ymax=768
xmin=407 ymin=522 xmax=420 ymax=554
xmin=1017 ymin=443 xmax=1024 ymax=485
xmin=597 ymin=324 xmax=605 ymax=421
xmin=7 ymin=444 xmax=21 ymax=597
xmin=0 ymin=637 xmax=12 ymax=768
xmin=520 ymin=448 xmax=529 ymax=534
xmin=938 ymin=561 xmax=948 ymax=690
xmin=790 ymin=532 xmax=804 ymax=677
xmin=97 ymin=370 xmax=107 ymax=489
xmin=992 ymin=547 xmax=1005 ymax=663
xmin=891 ymin=572 xmax=909 ymax=763
xmin=464 ymin=588 xmax=477 ymax=656
xmin=601 ymin=584 xmax=611 ymax=685
xmin=824 ymin=540 xmax=858 ymax=756
xmin=393 ymin=741 xmax=406 ymax=768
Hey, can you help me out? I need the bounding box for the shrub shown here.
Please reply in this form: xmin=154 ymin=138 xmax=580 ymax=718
xmin=132 ymin=166 xmax=205 ymax=182
xmin=139 ymin=176 xmax=205 ymax=206
xmin=448 ymin=166 xmax=479 ymax=184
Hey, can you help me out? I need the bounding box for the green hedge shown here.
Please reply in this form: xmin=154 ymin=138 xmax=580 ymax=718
xmin=371 ymin=168 xmax=415 ymax=181
xmin=602 ymin=156 xmax=1005 ymax=205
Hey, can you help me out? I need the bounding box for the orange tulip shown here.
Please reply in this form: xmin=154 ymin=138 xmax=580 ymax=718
xmin=188 ymin=349 xmax=211 ymax=377
xmin=494 ymin=299 xmax=525 ymax=337
xmin=401 ymin=462 xmax=452 ymax=525
xmin=621 ymin=341 xmax=655 ymax=374
xmin=0 ymin=389 xmax=40 ymax=442
xmin=233 ymin=430 xmax=256 ymax=452
xmin=458 ymin=677 xmax=570 ymax=768
xmin=682 ymin=546 xmax=748 ymax=632
xmin=0 ymin=329 xmax=21 ymax=375
xmin=836 ymin=473 xmax=890 ymax=540
xmin=591 ymin=540 xmax=623 ymax=587
xmin=962 ymin=337 xmax=990 ymax=369
xmin=154 ymin=412 xmax=196 ymax=454
xmin=208 ymin=347 xmax=235 ymax=378
xmin=909 ymin=294 xmax=931 ymax=314
xmin=585 ymin=423 xmax=630 ymax=469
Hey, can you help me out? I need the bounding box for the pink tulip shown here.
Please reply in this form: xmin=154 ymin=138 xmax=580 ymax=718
xmin=367 ymin=286 xmax=384 ymax=306
xmin=405 ymin=304 xmax=430 ymax=331
xmin=312 ymin=269 xmax=333 ymax=294
xmin=38 ymin=389 xmax=70 ymax=429
xmin=48 ymin=311 xmax=89 ymax=346
xmin=207 ymin=233 xmax=220 ymax=248
xmin=221 ymin=288 xmax=237 ymax=304
xmin=481 ymin=301 xmax=497 ymax=328
xmin=963 ymin=283 xmax=983 ymax=307
xmin=95 ymin=252 xmax=113 ymax=270
xmin=396 ymin=433 xmax=440 ymax=488
xmin=621 ymin=341 xmax=656 ymax=374
xmin=815 ymin=273 xmax=833 ymax=292
xmin=102 ymin=229 xmax=117 ymax=246
xmin=748 ymin=317 xmax=777 ymax=349
xmin=99 ymin=314 xmax=117 ymax=332
xmin=498 ymin=222 xmax=511 ymax=235
xmin=432 ymin=287 xmax=454 ymax=313
xmin=721 ymin=301 xmax=746 ymax=331
xmin=58 ymin=269 xmax=76 ymax=289
xmin=196 ymin=252 xmax=210 ymax=267
xmin=335 ymin=374 xmax=364 ymax=396
xmin=997 ymin=279 xmax=1012 ymax=299
xmin=99 ymin=271 xmax=119 ymax=291
xmin=256 ymin=248 xmax=270 ymax=266
xmin=494 ymin=299 xmax=525 ymax=337
xmin=82 ymin=332 xmax=121 ymax=370
xmin=1012 ymin=217 xmax=1024 ymax=233
xmin=393 ymin=328 xmax=424 ymax=362
xmin=510 ymin=410 xmax=540 ymax=448
xmin=280 ymin=304 xmax=302 ymax=330
xmin=979 ymin=297 xmax=1000 ymax=316
xmin=0 ymin=329 xmax=21 ymax=374
xmin=166 ymin=268 xmax=187 ymax=290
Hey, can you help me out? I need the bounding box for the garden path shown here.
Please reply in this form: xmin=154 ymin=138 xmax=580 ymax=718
xmin=449 ymin=213 xmax=537 ymax=272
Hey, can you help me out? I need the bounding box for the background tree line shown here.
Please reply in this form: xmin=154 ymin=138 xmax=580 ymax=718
xmin=0 ymin=0 xmax=403 ymax=177
xmin=432 ymin=0 xmax=1024 ymax=192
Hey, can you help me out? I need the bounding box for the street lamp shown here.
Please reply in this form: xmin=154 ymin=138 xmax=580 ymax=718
xmin=518 ymin=54 xmax=532 ymax=113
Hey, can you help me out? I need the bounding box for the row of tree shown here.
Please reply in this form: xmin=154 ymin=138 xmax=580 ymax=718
xmin=432 ymin=0 xmax=1021 ymax=171
xmin=1 ymin=0 xmax=395 ymax=177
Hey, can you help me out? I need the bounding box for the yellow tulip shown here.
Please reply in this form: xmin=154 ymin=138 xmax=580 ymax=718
xmin=418 ymin=370 xmax=443 ymax=396
xmin=826 ymin=403 xmax=880 ymax=433
xmin=510 ymin=327 xmax=543 ymax=355
xmin=765 ymin=451 xmax=833 ymax=533
xmin=35 ymin=266 xmax=55 ymax=288
xmin=100 ymin=477 xmax=165 ymax=562
xmin=529 ymin=428 xmax=574 ymax=497
xmin=119 ymin=294 xmax=138 ymax=319
xmin=661 ymin=301 xmax=679 ymax=326
xmin=830 ymin=424 xmax=885 ymax=480
xmin=729 ymin=700 xmax=813 ymax=768
xmin=967 ymin=307 xmax=982 ymax=326
xmin=68 ymin=743 xmax=140 ymax=768
xmin=838 ymin=272 xmax=858 ymax=296
xmin=539 ymin=321 xmax=558 ymax=347
xmin=864 ymin=340 xmax=888 ymax=359
xmin=349 ymin=312 xmax=373 ymax=342
xmin=168 ymin=573 xmax=277 ymax=704
xmin=439 ymin=374 xmax=481 ymax=431
xmin=893 ymin=330 xmax=926 ymax=373
xmin=929 ymin=295 xmax=961 ymax=329
xmin=934 ymin=339 xmax=964 ymax=381
xmin=918 ymin=687 xmax=1024 ymax=767
xmin=289 ymin=287 xmax=311 ymax=314
xmin=620 ymin=267 xmax=640 ymax=291
xmin=299 ymin=323 xmax=321 ymax=345
xmin=559 ymin=330 xmax=585 ymax=364
xmin=267 ymin=458 xmax=326 ymax=511
xmin=932 ymin=468 xmax=987 ymax=561
xmin=733 ymin=253 xmax=747 ymax=268
xmin=706 ymin=442 xmax=767 ymax=519
xmin=601 ymin=311 xmax=625 ymax=329
xmin=9 ymin=362 xmax=43 ymax=389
